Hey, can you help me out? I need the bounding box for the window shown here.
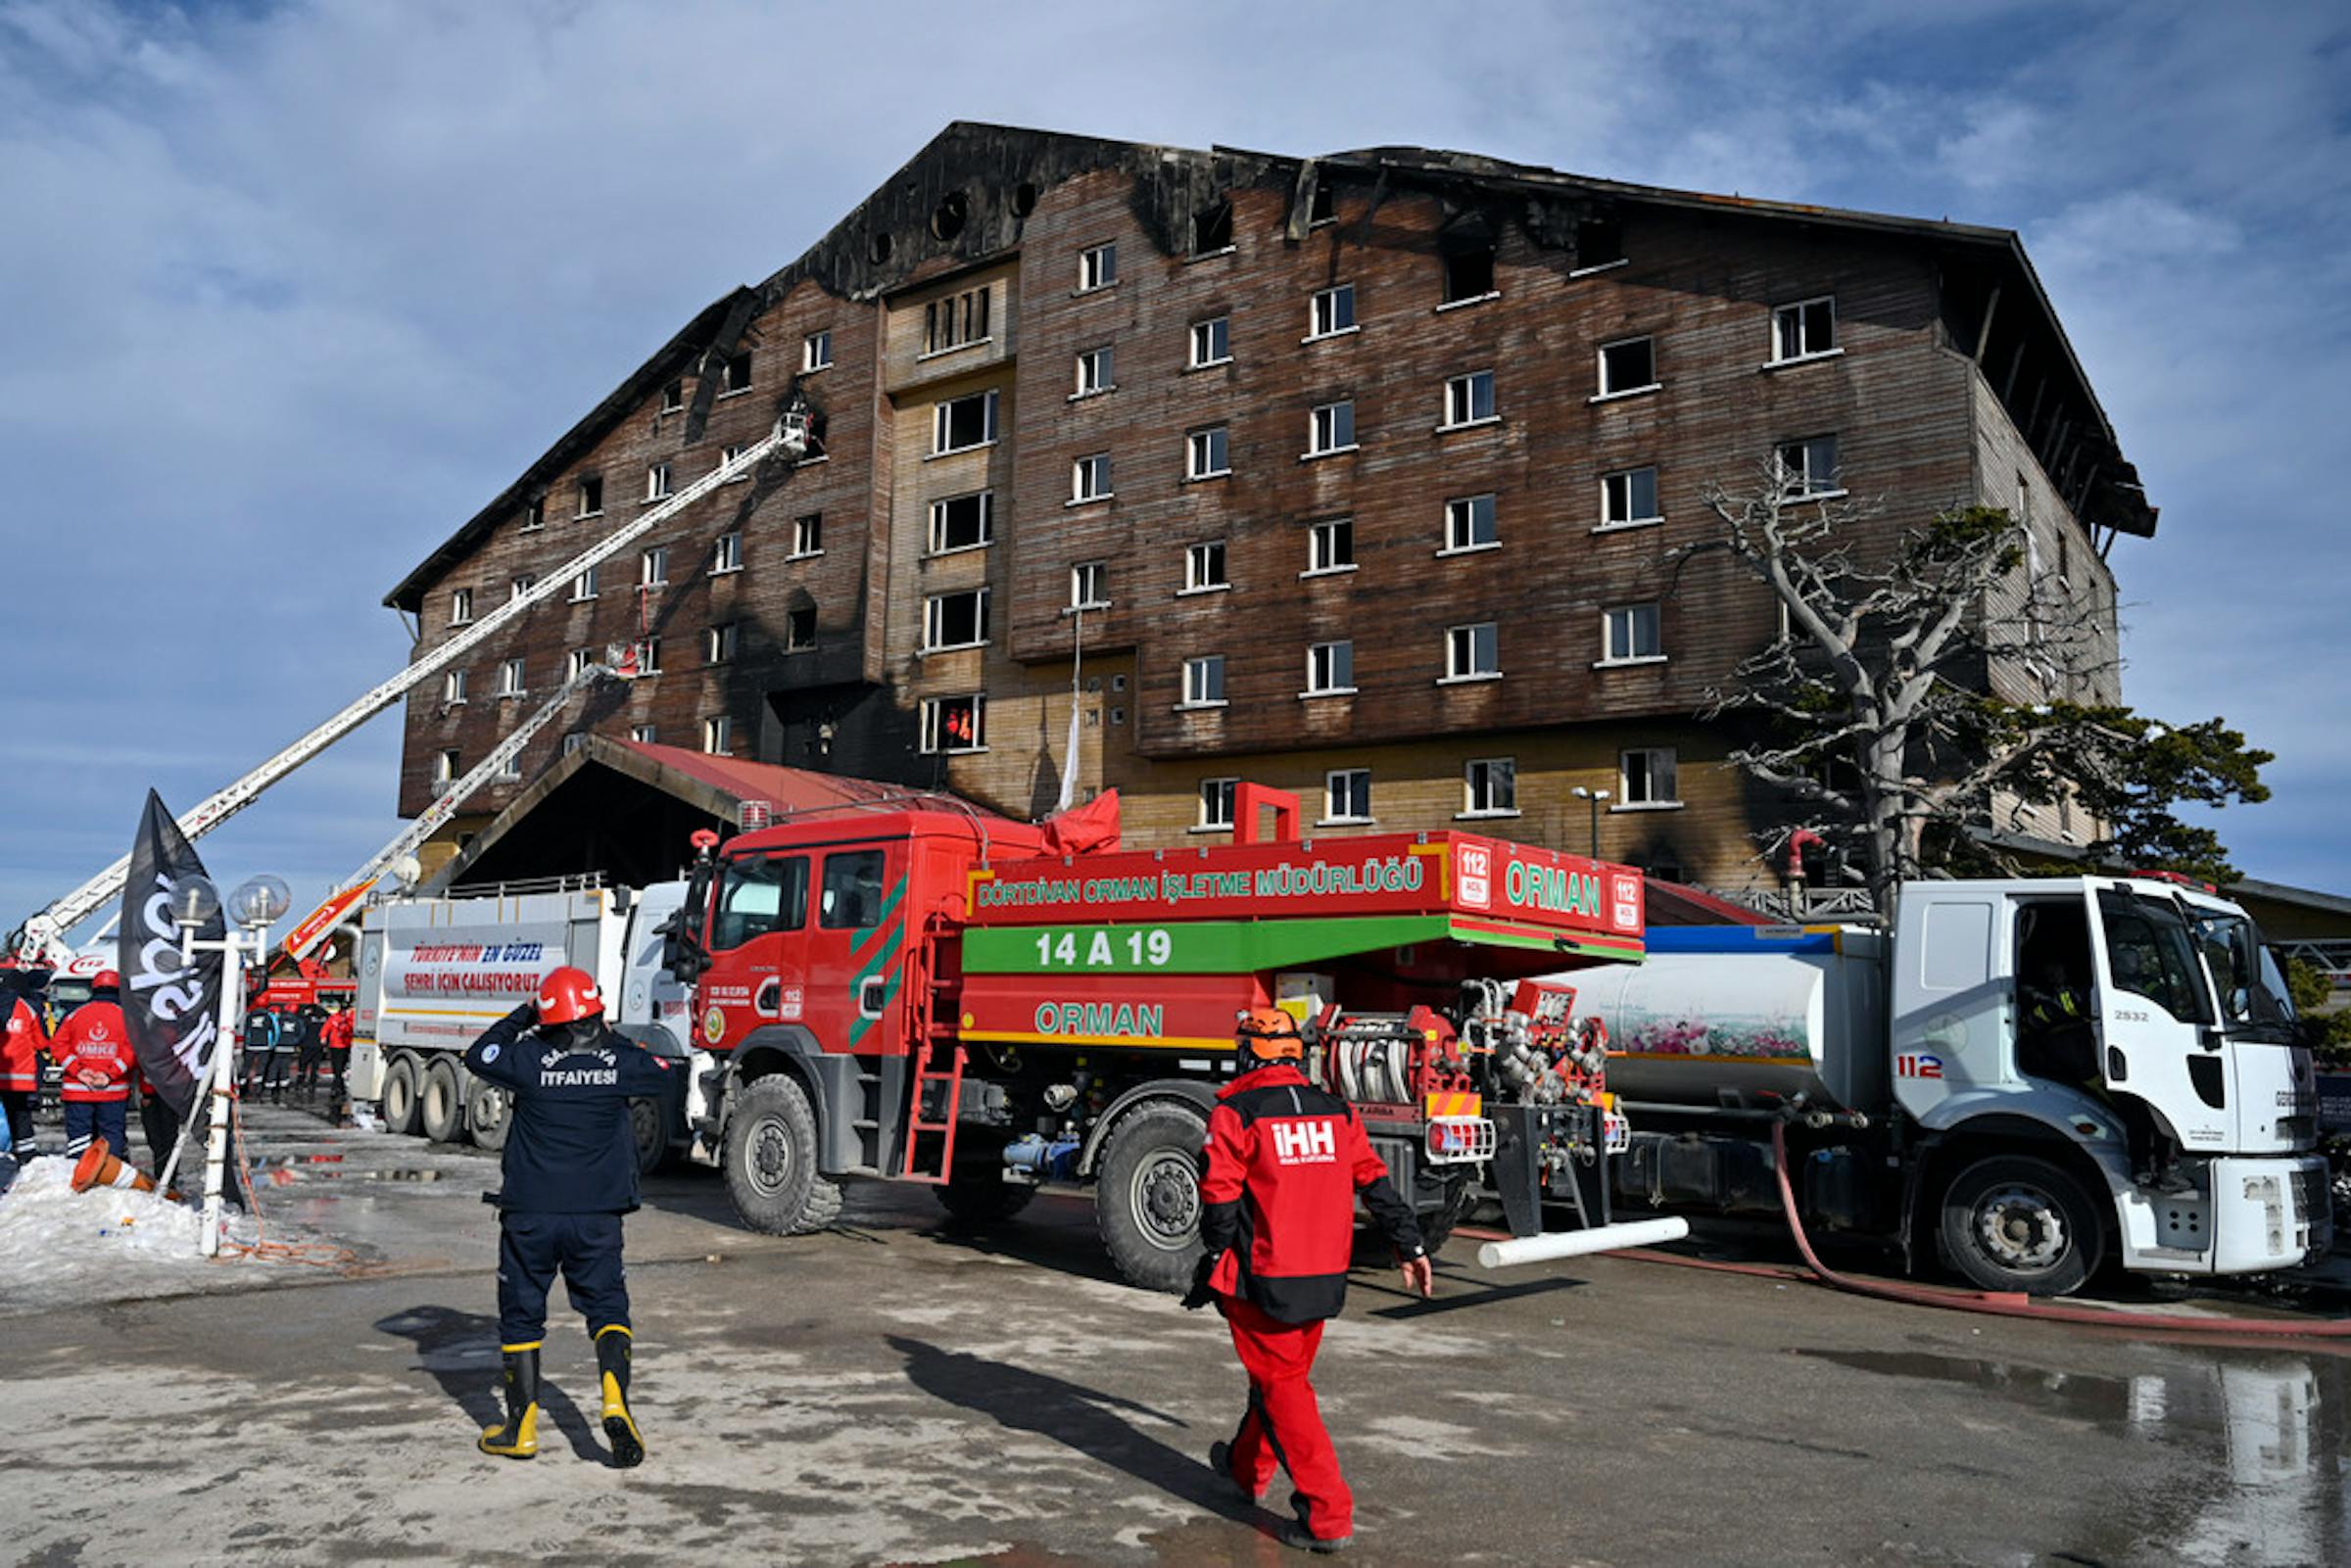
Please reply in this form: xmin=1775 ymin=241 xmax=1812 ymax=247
xmin=1324 ymin=768 xmax=1372 ymax=823
xmin=1189 ymin=316 xmax=1230 ymax=368
xmin=1184 ymin=540 xmax=1228 ymax=592
xmin=703 ymin=715 xmax=733 ymax=755
xmin=1181 ymin=655 xmax=1225 ymax=706
xmin=660 ymin=380 xmax=685 ymax=414
xmin=1602 ymin=466 xmax=1661 ymax=529
xmin=497 ymin=657 xmax=526 ymax=697
xmin=1308 ymin=401 xmax=1356 ymax=455
xmin=640 ymin=547 xmax=667 ymax=587
xmin=569 ymin=565 xmax=598 ymax=601
xmin=926 ymin=286 xmax=991 ymax=355
xmin=1308 ymin=517 xmax=1355 ymax=574
xmin=630 ymin=724 xmax=656 ymax=744
xmin=802 ymin=330 xmax=833 ymax=372
xmin=1071 ymin=452 xmax=1113 ymax=502
xmin=1445 ymin=622 xmax=1500 ymax=681
xmin=1443 ymin=371 xmax=1496 ymax=427
xmin=1444 ymin=494 xmax=1498 ymax=552
xmin=1191 ymin=199 xmax=1232 ymax=256
xmin=1777 ymin=435 xmax=1841 ymax=498
xmin=720 ymin=351 xmax=752 ymax=395
xmin=576 ymin=474 xmax=603 ymax=517
xmin=786 ymin=605 xmax=816 ymax=650
xmin=1442 ymin=247 xmax=1496 ymax=305
xmin=1772 ymin=297 xmax=1836 ymax=362
xmin=921 ymin=693 xmax=986 ymax=753
xmin=705 ymin=623 xmax=738 ymax=664
xmin=1464 ymin=757 xmax=1517 ymax=817
xmin=1070 ymin=561 xmax=1109 ymax=611
xmin=1309 ymin=283 xmax=1356 ymax=338
xmin=1620 ymin=747 xmax=1679 ymax=805
xmin=449 ymin=588 xmax=474 ymax=626
xmin=1074 ymin=345 xmax=1113 ymax=397
xmin=633 ymin=637 xmax=662 ymax=675
xmin=928 ymin=491 xmax=993 ymax=552
xmin=435 ymin=749 xmax=458 ymax=785
xmin=924 ymin=588 xmax=989 ymax=650
xmin=562 ymin=734 xmax=587 ymax=757
xmin=1309 ymin=181 xmax=1335 ymax=225
xmin=1306 ymin=640 xmax=1355 ymax=695
xmin=711 ymin=853 xmax=811 ymax=950
xmin=509 ymin=574 xmax=537 ymax=603
xmin=519 ymin=498 xmax=545 ymax=532
xmin=1602 ymin=603 xmax=1663 ymax=663
xmin=932 ymin=390 xmax=997 ymax=454
xmin=1598 ymin=337 xmax=1657 ymax=398
xmin=442 ymin=670 xmax=468 ymax=705
xmin=1078 ymin=242 xmax=1117 ymax=292
xmin=1186 ymin=425 xmax=1229 ymax=479
xmin=1198 ymin=777 xmax=1238 ymax=830
xmin=568 ymin=647 xmax=593 ymax=680
xmin=819 ymin=850 xmax=888 ymax=929
xmin=712 ymin=531 xmax=743 ymax=573
xmin=1573 ymin=215 xmax=1624 ymax=271
xmin=792 ymin=513 xmax=822 ymax=557
xmin=495 ymin=752 xmax=521 ymax=782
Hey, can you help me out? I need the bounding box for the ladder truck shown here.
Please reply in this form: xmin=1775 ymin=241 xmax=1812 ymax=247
xmin=5 ymin=397 xmax=815 ymax=970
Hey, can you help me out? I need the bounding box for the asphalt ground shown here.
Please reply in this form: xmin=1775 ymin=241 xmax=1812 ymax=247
xmin=2 ymin=1105 xmax=2347 ymax=1568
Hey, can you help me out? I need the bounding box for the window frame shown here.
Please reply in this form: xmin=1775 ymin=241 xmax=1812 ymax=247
xmin=1304 ymin=639 xmax=1356 ymax=698
xmin=1594 ymin=335 xmax=1660 ymax=402
xmin=448 ymin=588 xmax=474 ymax=626
xmin=1305 ymin=400 xmax=1357 ymax=458
xmin=705 ymin=622 xmax=739 ymax=665
xmin=645 ymin=462 xmax=673 ymax=502
xmin=1440 ymin=370 xmax=1498 ymax=430
xmin=1181 ymin=540 xmax=1230 ymax=594
xmin=1776 ymin=434 xmax=1844 ymax=499
xmin=1077 ymin=242 xmax=1118 ymax=293
xmin=434 ymin=749 xmax=458 ymax=785
xmin=1443 ymin=622 xmax=1502 ymax=684
xmin=1600 ymin=602 xmax=1665 ymax=666
xmin=566 ymin=647 xmax=593 ymax=681
xmin=802 ymin=330 xmax=833 ymax=372
xmin=1462 ymin=756 xmax=1519 ymax=819
xmin=575 ymin=474 xmax=603 ymax=518
xmin=1307 ymin=283 xmax=1358 ymax=341
xmin=1069 ymin=560 xmax=1110 ymax=612
xmin=1070 ymin=451 xmax=1113 ymax=504
xmin=1439 ymin=248 xmax=1498 ymax=308
xmin=639 ymin=546 xmax=667 ymax=587
xmin=1322 ymin=768 xmax=1373 ymax=826
xmin=923 ymin=587 xmax=990 ymax=652
xmin=711 ymin=531 xmax=743 ymax=574
xmin=569 ymin=565 xmax=598 ymax=602
xmin=1441 ymin=493 xmax=1499 ymax=555
xmin=1599 ymin=465 xmax=1663 ymax=532
xmin=927 ymin=490 xmax=994 ymax=555
xmin=1618 ymin=746 xmax=1682 ymax=808
xmin=791 ymin=513 xmax=823 ymax=559
xmin=1185 ymin=424 xmax=1230 ymax=481
xmin=702 ymin=714 xmax=734 ymax=755
xmin=442 ymin=669 xmax=468 ymax=706
xmin=930 ymin=389 xmax=999 ymax=456
xmin=497 ymin=656 xmax=526 ymax=697
xmin=920 ymin=693 xmax=988 ymax=755
xmin=1305 ymin=517 xmax=1357 ymax=577
xmin=784 ymin=605 xmax=817 ymax=652
xmin=1073 ymin=343 xmax=1114 ymax=398
xmin=1769 ymin=296 xmax=1839 ymax=365
xmin=1196 ymin=776 xmax=1239 ymax=832
xmin=1179 ymin=654 xmax=1227 ymax=709
xmin=718 ymin=351 xmax=752 ymax=397
xmin=1188 ymin=315 xmax=1231 ymax=369
xmin=630 ymin=724 xmax=657 ymax=744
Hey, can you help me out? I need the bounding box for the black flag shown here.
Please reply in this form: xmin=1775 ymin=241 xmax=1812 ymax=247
xmin=118 ymin=790 xmax=225 ymax=1118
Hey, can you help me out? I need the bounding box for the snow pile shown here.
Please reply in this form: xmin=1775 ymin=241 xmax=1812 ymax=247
xmin=0 ymin=1157 xmax=266 ymax=1313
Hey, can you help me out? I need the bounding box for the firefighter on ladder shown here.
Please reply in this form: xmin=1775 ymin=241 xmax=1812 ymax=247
xmin=1184 ymin=1007 xmax=1433 ymax=1554
xmin=462 ymin=966 xmax=674 ymax=1465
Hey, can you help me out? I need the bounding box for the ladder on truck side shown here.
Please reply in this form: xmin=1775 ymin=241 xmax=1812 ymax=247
xmin=895 ymin=917 xmax=965 ymax=1185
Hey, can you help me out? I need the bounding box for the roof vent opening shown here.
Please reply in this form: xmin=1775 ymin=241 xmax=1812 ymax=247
xmin=931 ymin=191 xmax=969 ymax=241
xmin=1012 ymin=181 xmax=1038 ymax=217
xmin=868 ymin=230 xmax=894 ymax=265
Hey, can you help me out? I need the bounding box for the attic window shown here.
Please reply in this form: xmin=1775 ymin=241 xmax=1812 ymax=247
xmin=1192 ymin=199 xmax=1233 ymax=256
xmin=931 ymin=191 xmax=969 ymax=241
xmin=1309 ymin=181 xmax=1335 ymax=225
xmin=577 ymin=474 xmax=603 ymax=517
xmin=661 ymin=380 xmax=685 ymax=414
xmin=720 ymin=352 xmax=752 ymax=396
xmin=1012 ymin=181 xmax=1039 ymax=217
xmin=1442 ymin=247 xmax=1496 ymax=305
xmin=868 ymin=231 xmax=894 ymax=265
xmin=1574 ymin=217 xmax=1625 ymax=272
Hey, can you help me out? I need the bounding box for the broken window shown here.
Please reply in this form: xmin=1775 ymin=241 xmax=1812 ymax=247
xmin=1603 ymin=603 xmax=1663 ymax=663
xmin=1185 ymin=541 xmax=1228 ymax=592
xmin=1310 ymin=284 xmax=1355 ymax=338
xmin=660 ymin=379 xmax=685 ymax=414
xmin=1443 ymin=371 xmax=1496 ymax=427
xmin=928 ymin=491 xmax=992 ymax=553
xmin=1071 ymin=452 xmax=1112 ymax=502
xmin=1078 ymin=242 xmax=1117 ymax=292
xmin=1620 ymin=747 xmax=1679 ymax=804
xmin=1192 ymin=199 xmax=1233 ymax=256
xmin=1776 ymin=434 xmax=1841 ymax=498
xmin=1182 ymin=656 xmax=1225 ymax=706
xmin=1442 ymin=247 xmax=1496 ymax=305
xmin=792 ymin=513 xmax=822 ymax=556
xmin=786 ymin=606 xmax=817 ymax=651
xmin=1070 ymin=561 xmax=1109 ymax=610
xmin=1602 ymin=466 xmax=1661 ymax=528
xmin=933 ymin=390 xmax=997 ymax=453
xmin=921 ymin=694 xmax=986 ymax=754
xmin=923 ymin=588 xmax=988 ymax=650
xmin=1186 ymin=425 xmax=1229 ymax=479
xmin=720 ymin=352 xmax=752 ymax=395
xmin=705 ymin=623 xmax=738 ymax=664
xmin=1772 ymin=297 xmax=1837 ymax=362
xmin=1446 ymin=622 xmax=1500 ymax=680
xmin=1307 ymin=401 xmax=1355 ymax=455
xmin=1444 ymin=494 xmax=1498 ymax=551
xmin=1189 ymin=316 xmax=1230 ymax=368
xmin=1309 ymin=181 xmax=1335 ymax=225
xmin=575 ymin=475 xmax=603 ymax=517
xmin=925 ymin=286 xmax=991 ymax=355
xmin=1574 ymin=217 xmax=1624 ymax=270
xmin=1598 ymin=337 xmax=1656 ymax=397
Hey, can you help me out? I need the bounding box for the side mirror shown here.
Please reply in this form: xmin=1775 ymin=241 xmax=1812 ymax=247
xmin=660 ymin=865 xmax=714 ymax=982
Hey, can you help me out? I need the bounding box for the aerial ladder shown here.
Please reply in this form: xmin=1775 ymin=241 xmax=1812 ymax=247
xmin=9 ymin=397 xmax=814 ymax=967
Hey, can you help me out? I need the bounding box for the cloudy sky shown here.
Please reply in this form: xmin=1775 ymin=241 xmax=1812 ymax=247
xmin=2 ymin=0 xmax=2345 ymax=946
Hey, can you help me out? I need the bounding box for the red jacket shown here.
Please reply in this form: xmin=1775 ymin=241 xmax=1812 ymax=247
xmin=323 ymin=1011 xmax=354 ymax=1051
xmin=1198 ymin=1063 xmax=1423 ymax=1323
xmin=1 ymin=995 xmax=46 ymax=1091
xmin=48 ymin=1001 xmax=135 ymax=1103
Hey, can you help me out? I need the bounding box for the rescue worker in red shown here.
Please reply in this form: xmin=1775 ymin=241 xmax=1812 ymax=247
xmin=1 ymin=959 xmax=50 ymax=1160
xmin=1185 ymin=1007 xmax=1433 ymax=1554
xmin=46 ymin=970 xmax=135 ymax=1162
xmin=322 ymin=1001 xmax=355 ymax=1113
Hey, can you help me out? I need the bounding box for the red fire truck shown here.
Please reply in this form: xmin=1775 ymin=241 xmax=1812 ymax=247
xmin=665 ymin=784 xmax=1652 ymax=1289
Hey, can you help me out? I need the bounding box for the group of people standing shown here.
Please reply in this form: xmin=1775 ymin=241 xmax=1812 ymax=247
xmin=238 ymin=998 xmax=354 ymax=1107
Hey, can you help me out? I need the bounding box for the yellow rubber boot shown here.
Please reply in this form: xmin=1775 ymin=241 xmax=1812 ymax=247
xmin=478 ymin=1346 xmax=541 ymax=1459
xmin=596 ymin=1325 xmax=644 ymax=1468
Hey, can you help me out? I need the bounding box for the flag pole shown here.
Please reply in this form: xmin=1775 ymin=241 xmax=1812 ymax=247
xmin=197 ymin=925 xmax=247 ymax=1257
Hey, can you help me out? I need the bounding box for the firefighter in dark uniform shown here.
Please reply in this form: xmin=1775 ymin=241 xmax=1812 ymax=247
xmin=463 ymin=966 xmax=673 ymax=1464
xmin=1184 ymin=1007 xmax=1433 ymax=1554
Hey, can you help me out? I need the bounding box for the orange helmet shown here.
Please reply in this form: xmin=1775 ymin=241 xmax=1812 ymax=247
xmin=1235 ymin=1006 xmax=1304 ymax=1060
xmin=92 ymin=970 xmax=121 ymax=991
xmin=535 ymin=966 xmax=604 ymax=1024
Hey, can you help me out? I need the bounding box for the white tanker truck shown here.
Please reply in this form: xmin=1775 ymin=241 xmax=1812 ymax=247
xmin=1570 ymin=874 xmax=2328 ymax=1296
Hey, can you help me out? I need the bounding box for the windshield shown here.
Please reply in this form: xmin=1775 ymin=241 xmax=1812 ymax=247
xmin=2097 ymin=892 xmax=2216 ymax=1025
xmin=2188 ymin=909 xmax=2299 ymax=1042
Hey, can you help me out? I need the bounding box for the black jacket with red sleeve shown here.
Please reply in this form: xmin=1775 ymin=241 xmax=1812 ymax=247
xmin=1197 ymin=1063 xmax=1425 ymax=1324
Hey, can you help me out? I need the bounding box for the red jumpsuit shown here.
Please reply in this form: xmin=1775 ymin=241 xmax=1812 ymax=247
xmin=1196 ymin=1063 xmax=1425 ymax=1543
xmin=2 ymin=993 xmax=47 ymax=1157
xmin=47 ymin=999 xmax=135 ymax=1159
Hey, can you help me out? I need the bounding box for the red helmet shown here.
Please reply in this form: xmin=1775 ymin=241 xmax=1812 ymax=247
xmin=1235 ymin=1006 xmax=1304 ymax=1060
xmin=92 ymin=970 xmax=121 ymax=991
xmin=535 ymin=966 xmax=603 ymax=1024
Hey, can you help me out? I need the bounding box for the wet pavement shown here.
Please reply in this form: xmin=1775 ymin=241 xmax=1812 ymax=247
xmin=2 ymin=1105 xmax=2346 ymax=1566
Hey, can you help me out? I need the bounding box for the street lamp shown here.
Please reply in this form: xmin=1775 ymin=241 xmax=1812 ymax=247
xmin=1570 ymin=786 xmax=1611 ymax=858
xmin=167 ymin=874 xmax=290 ymax=1257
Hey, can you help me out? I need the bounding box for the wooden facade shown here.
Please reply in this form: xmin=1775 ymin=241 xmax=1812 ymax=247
xmin=386 ymin=124 xmax=2147 ymax=890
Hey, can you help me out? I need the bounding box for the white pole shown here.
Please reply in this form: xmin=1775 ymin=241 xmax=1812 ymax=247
xmin=198 ymin=927 xmax=248 ymax=1258
xmin=1473 ymin=1215 xmax=1691 ymax=1270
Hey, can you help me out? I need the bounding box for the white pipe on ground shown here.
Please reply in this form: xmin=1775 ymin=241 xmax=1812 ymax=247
xmin=1475 ymin=1216 xmax=1691 ymax=1269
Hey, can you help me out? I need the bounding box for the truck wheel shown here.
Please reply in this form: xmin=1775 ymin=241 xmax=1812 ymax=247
xmin=629 ymin=1096 xmax=671 ymax=1174
xmin=1095 ymin=1104 xmax=1209 ymax=1293
xmin=419 ymin=1057 xmax=467 ymax=1145
xmin=723 ymin=1075 xmax=839 ymax=1236
xmin=468 ymin=1083 xmax=511 ymax=1153
xmin=1939 ymin=1154 xmax=2105 ymax=1297
xmin=381 ymin=1053 xmax=422 ymax=1136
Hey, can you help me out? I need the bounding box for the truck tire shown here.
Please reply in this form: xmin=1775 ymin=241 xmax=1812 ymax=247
xmin=468 ymin=1082 xmax=511 ymax=1153
xmin=723 ymin=1075 xmax=840 ymax=1236
xmin=381 ymin=1053 xmax=422 ymax=1136
xmin=419 ymin=1057 xmax=467 ymax=1145
xmin=1938 ymin=1153 xmax=2106 ymax=1297
xmin=629 ymin=1096 xmax=670 ymax=1174
xmin=1095 ymin=1103 xmax=1210 ymax=1293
